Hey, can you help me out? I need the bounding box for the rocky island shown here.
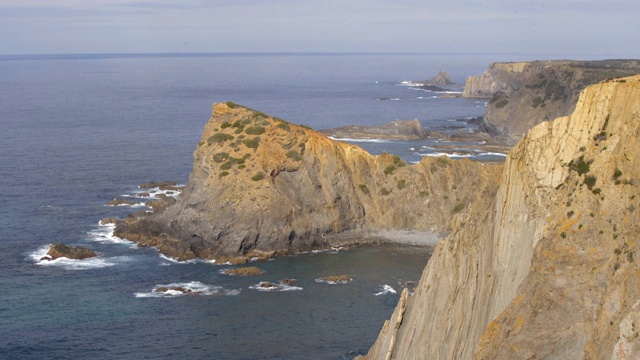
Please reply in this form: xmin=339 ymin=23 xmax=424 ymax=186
xmin=359 ymin=76 xmax=640 ymax=359
xmin=114 ymin=102 xmax=502 ymax=263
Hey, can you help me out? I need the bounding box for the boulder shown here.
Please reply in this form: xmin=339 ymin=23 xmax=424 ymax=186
xmin=43 ymin=243 xmax=98 ymax=260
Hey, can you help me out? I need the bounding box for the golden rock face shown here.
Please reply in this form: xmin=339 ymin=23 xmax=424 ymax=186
xmin=115 ymin=101 xmax=502 ymax=262
xmin=361 ymin=76 xmax=640 ymax=360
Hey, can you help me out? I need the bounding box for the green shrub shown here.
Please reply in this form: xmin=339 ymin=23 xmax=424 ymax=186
xmin=220 ymin=162 xmax=232 ymax=171
xmin=207 ymin=133 xmax=234 ymax=145
xmin=277 ymin=123 xmax=291 ymax=131
xmin=234 ymin=127 xmax=244 ymax=134
xmin=238 ymin=164 xmax=246 ymax=170
xmin=384 ymin=165 xmax=396 ymax=175
xmin=613 ymin=168 xmax=623 ymax=179
xmin=213 ymin=152 xmax=229 ymax=163
xmin=437 ymin=156 xmax=449 ymax=167
xmin=532 ymin=96 xmax=544 ymax=108
xmin=251 ymin=173 xmax=265 ymax=181
xmin=380 ymin=188 xmax=391 ymax=196
xmin=286 ymin=150 xmax=302 ymax=161
xmin=245 ymin=126 xmax=266 ymax=135
xmin=569 ymin=156 xmax=590 ymax=175
xmin=219 ymin=171 xmax=229 ymax=178
xmin=242 ymin=137 xmax=260 ymax=149
xmin=452 ymin=203 xmax=465 ymax=214
xmin=560 ymin=232 xmax=567 ymax=239
xmin=584 ymin=175 xmax=597 ymax=190
xmin=220 ymin=122 xmax=232 ymax=129
xmin=397 ymin=179 xmax=406 ymax=190
xmin=419 ymin=191 xmax=429 ymax=197
xmin=358 ymin=184 xmax=370 ymax=195
xmin=225 ymin=101 xmax=237 ymax=108
xmin=494 ymin=98 xmax=509 ymax=108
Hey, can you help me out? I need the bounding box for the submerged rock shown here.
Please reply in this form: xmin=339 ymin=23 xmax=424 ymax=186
xmin=317 ymin=275 xmax=352 ymax=284
xmin=221 ymin=266 xmax=264 ymax=276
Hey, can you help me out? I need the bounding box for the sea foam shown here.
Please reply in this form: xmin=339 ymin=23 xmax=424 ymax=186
xmin=134 ymin=281 xmax=240 ymax=298
xmin=249 ymin=281 xmax=303 ymax=292
xmin=29 ymin=245 xmax=129 ymax=270
xmin=374 ymin=284 xmax=397 ymax=296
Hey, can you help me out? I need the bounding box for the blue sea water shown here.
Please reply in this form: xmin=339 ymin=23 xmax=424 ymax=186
xmin=0 ymin=53 xmax=552 ymax=359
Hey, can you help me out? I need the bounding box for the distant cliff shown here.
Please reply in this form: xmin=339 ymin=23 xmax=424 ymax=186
xmin=463 ymin=60 xmax=640 ymax=144
xmin=115 ymin=103 xmax=502 ymax=263
xmin=360 ymin=76 xmax=640 ymax=359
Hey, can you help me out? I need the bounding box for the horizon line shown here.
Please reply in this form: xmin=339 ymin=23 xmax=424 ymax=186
xmin=0 ymin=51 xmax=630 ymax=61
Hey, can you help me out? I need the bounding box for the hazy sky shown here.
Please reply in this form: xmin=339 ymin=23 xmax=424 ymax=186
xmin=1 ymin=0 xmax=639 ymax=56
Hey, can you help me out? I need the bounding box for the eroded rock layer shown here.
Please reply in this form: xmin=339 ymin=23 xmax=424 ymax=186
xmin=361 ymin=76 xmax=640 ymax=359
xmin=115 ymin=102 xmax=502 ymax=262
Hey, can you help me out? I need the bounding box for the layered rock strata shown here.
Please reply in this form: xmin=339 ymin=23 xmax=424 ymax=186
xmin=463 ymin=60 xmax=640 ymax=144
xmin=115 ymin=102 xmax=502 ymax=263
xmin=360 ymin=76 xmax=640 ymax=359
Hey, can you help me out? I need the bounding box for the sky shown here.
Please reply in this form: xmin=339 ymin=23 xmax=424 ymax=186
xmin=1 ymin=0 xmax=639 ymax=57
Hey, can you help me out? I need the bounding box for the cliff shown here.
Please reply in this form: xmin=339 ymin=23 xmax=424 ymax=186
xmin=115 ymin=102 xmax=502 ymax=263
xmin=463 ymin=60 xmax=640 ymax=144
xmin=360 ymin=76 xmax=640 ymax=359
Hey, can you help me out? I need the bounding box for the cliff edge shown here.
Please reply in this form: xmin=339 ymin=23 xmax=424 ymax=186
xmin=360 ymin=76 xmax=640 ymax=359
xmin=115 ymin=102 xmax=502 ymax=263
xmin=464 ymin=60 xmax=640 ymax=144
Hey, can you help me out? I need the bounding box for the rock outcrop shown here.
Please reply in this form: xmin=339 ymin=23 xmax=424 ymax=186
xmin=360 ymin=76 xmax=640 ymax=359
xmin=42 ymin=243 xmax=98 ymax=260
xmin=463 ymin=60 xmax=640 ymax=144
xmin=115 ymin=102 xmax=502 ymax=262
xmin=320 ymin=119 xmax=438 ymax=140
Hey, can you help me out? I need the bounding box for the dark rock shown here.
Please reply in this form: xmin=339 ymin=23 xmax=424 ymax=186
xmin=139 ymin=181 xmax=177 ymax=189
xmin=281 ymin=278 xmax=296 ymax=285
xmin=221 ymin=266 xmax=264 ymax=276
xmin=45 ymin=243 xmax=98 ymax=260
xmin=100 ymin=217 xmax=120 ymax=225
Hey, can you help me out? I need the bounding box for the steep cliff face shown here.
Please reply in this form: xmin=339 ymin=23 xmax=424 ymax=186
xmin=464 ymin=60 xmax=640 ymax=145
xmin=361 ymin=76 xmax=640 ymax=359
xmin=115 ymin=103 xmax=502 ymax=262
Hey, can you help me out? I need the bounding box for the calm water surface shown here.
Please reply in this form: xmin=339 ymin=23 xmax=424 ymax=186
xmin=0 ymin=53 xmax=559 ymax=359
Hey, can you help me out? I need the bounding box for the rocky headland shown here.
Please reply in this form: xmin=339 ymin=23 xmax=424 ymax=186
xmin=360 ymin=75 xmax=640 ymax=359
xmin=464 ymin=60 xmax=640 ymax=144
xmin=114 ymin=102 xmax=502 ymax=263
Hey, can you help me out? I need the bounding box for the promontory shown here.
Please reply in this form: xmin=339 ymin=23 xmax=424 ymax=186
xmin=114 ymin=102 xmax=502 ymax=263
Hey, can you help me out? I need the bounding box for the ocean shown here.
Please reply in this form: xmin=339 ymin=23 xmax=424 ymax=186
xmin=0 ymin=53 xmax=559 ymax=359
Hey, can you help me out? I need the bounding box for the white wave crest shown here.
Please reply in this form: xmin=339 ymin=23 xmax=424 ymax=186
xmin=249 ymin=281 xmax=303 ymax=292
xmin=134 ymin=281 xmax=240 ymax=298
xmin=374 ymin=284 xmax=397 ymax=296
xmin=421 ymin=152 xmax=474 ymax=158
xmin=328 ymin=136 xmax=392 ymax=143
xmin=87 ymin=222 xmax=136 ymax=247
xmin=315 ymin=276 xmax=352 ymax=285
xmin=159 ymin=253 xmax=197 ymax=264
xmin=29 ymin=246 xmax=129 ymax=270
